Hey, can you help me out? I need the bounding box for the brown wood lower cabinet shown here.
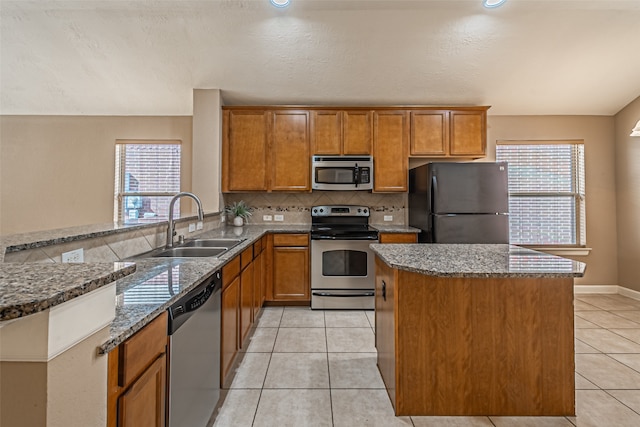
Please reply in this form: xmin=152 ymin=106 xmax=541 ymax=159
xmin=269 ymin=233 xmax=310 ymax=303
xmin=108 ymin=312 xmax=168 ymax=427
xmin=375 ymin=257 xmax=575 ymax=416
xmin=378 ymin=233 xmax=418 ymax=243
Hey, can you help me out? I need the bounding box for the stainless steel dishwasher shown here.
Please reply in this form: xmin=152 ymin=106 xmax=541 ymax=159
xmin=167 ymin=270 xmax=222 ymax=427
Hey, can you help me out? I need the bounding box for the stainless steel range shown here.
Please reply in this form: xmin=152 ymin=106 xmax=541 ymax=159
xmin=310 ymin=205 xmax=379 ymax=310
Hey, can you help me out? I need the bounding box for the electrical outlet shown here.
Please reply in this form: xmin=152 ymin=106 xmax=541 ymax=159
xmin=274 ymin=214 xmax=284 ymax=222
xmin=188 ymin=223 xmax=196 ymax=232
xmin=263 ymin=215 xmax=273 ymax=221
xmin=196 ymin=221 xmax=203 ymax=230
xmin=384 ymin=215 xmax=393 ymax=222
xmin=62 ymin=248 xmax=84 ymax=263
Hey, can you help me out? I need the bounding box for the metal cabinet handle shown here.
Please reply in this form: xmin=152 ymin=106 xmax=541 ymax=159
xmin=382 ymin=280 xmax=386 ymax=301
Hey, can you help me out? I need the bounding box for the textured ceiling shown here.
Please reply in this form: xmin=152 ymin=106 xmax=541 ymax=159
xmin=1 ymin=0 xmax=640 ymax=116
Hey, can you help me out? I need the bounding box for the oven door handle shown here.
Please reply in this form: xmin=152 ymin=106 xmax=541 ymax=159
xmin=311 ymin=235 xmax=379 ymax=240
xmin=312 ymin=291 xmax=375 ymax=298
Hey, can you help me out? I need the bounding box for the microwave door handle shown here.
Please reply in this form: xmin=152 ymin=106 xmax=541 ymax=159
xmin=354 ymin=164 xmax=359 ymax=187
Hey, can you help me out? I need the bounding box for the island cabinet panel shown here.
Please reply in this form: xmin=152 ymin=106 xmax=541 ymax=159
xmin=375 ymin=261 xmax=575 ymax=416
xmin=222 ymin=109 xmax=269 ymax=191
xmin=271 ymin=111 xmax=311 ymax=191
xmin=107 ymin=312 xmax=168 ymax=427
xmin=449 ymin=110 xmax=486 ymax=157
xmin=374 ymin=258 xmax=397 ymax=407
xmin=373 ymin=110 xmax=409 ymax=192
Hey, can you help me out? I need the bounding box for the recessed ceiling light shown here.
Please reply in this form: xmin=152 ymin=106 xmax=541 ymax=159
xmin=483 ymin=0 xmax=507 ymax=8
xmin=270 ymin=0 xmax=290 ymax=8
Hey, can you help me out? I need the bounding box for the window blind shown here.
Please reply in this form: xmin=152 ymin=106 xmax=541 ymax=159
xmin=496 ymin=142 xmax=585 ymax=246
xmin=114 ymin=141 xmax=181 ymax=224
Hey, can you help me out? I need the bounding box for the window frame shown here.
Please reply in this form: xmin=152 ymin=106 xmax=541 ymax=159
xmin=496 ymin=139 xmax=586 ymax=248
xmin=114 ymin=139 xmax=182 ymax=224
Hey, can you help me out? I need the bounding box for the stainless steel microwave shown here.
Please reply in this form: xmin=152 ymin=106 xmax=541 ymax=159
xmin=311 ymin=156 xmax=373 ymax=191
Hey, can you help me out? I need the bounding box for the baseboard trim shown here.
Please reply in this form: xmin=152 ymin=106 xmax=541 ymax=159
xmin=574 ymin=285 xmax=618 ymax=294
xmin=618 ymin=286 xmax=640 ymax=301
xmin=574 ymin=285 xmax=640 ymax=301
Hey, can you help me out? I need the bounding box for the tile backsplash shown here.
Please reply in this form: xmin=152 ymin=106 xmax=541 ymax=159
xmin=223 ymin=192 xmax=407 ymax=225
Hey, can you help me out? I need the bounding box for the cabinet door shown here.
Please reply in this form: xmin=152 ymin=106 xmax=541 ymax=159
xmin=253 ymin=249 xmax=263 ymax=321
xmin=373 ymin=111 xmax=409 ymax=192
xmin=449 ymin=110 xmax=486 ymax=157
xmin=343 ymin=110 xmax=373 ymax=154
xmin=410 ymin=110 xmax=449 ymax=156
xmin=311 ymin=110 xmax=342 ymax=155
xmin=375 ymin=258 xmax=397 ymax=410
xmin=222 ymin=110 xmax=269 ymax=191
xmin=272 ymin=247 xmax=309 ymax=301
xmin=118 ymin=354 xmax=166 ymax=427
xmin=240 ymin=262 xmax=254 ymax=348
xmin=221 ymin=276 xmax=239 ymax=385
xmin=271 ymin=111 xmax=310 ymax=191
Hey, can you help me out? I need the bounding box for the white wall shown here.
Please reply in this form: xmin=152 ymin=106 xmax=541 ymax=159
xmin=486 ymin=115 xmax=618 ymax=287
xmin=0 ymin=116 xmax=193 ymax=234
xmin=614 ymin=96 xmax=640 ymax=292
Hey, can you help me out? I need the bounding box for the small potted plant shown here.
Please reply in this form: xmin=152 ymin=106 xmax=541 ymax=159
xmin=225 ymin=201 xmax=252 ymax=226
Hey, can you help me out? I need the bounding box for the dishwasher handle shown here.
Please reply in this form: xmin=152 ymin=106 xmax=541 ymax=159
xmin=168 ymin=271 xmax=221 ymax=335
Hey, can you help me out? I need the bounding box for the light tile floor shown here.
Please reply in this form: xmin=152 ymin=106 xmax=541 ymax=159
xmin=213 ymin=294 xmax=640 ymax=427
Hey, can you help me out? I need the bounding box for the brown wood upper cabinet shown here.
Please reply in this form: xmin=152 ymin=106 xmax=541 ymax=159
xmin=271 ymin=110 xmax=310 ymax=191
xmin=410 ymin=107 xmax=488 ymax=158
xmin=311 ymin=110 xmax=372 ymax=155
xmin=373 ymin=110 xmax=409 ymax=192
xmin=222 ymin=108 xmax=310 ymax=192
xmin=222 ymin=109 xmax=269 ymax=192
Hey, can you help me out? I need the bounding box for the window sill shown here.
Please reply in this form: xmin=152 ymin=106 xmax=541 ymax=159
xmin=521 ymin=246 xmax=592 ymax=257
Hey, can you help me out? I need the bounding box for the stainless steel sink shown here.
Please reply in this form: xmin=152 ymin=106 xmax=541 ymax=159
xmin=180 ymin=239 xmax=245 ymax=249
xmin=151 ymin=247 xmax=229 ymax=258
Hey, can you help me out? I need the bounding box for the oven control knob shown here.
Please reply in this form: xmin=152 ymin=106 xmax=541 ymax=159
xmin=320 ymin=208 xmax=324 ymax=213
xmin=363 ymin=208 xmax=368 ymax=214
xmin=357 ymin=208 xmax=362 ymax=213
xmin=313 ymin=208 xmax=317 ymax=213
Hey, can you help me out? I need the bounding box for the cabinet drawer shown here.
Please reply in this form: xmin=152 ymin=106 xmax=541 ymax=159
xmin=222 ymin=256 xmax=241 ymax=289
xmin=273 ymin=233 xmax=309 ymax=247
xmin=379 ymin=233 xmax=418 ymax=244
xmin=241 ymin=246 xmax=254 ymax=270
xmin=119 ymin=312 xmax=167 ymax=387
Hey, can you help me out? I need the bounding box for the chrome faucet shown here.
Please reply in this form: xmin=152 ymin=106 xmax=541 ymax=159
xmin=166 ymin=192 xmax=204 ymax=248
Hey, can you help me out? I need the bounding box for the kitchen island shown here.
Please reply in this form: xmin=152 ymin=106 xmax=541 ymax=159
xmin=371 ymin=244 xmax=585 ymax=417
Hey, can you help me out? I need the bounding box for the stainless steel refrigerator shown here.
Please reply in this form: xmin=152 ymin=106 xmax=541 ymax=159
xmin=408 ymin=162 xmax=509 ymax=243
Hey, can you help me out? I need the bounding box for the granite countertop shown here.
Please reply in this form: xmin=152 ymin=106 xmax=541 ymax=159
xmin=371 ymin=243 xmax=586 ymax=278
xmin=99 ymin=224 xmax=310 ymax=354
xmin=370 ymin=224 xmax=420 ymax=233
xmin=0 ymin=222 xmax=309 ymax=354
xmin=0 ymin=212 xmax=220 ymax=262
xmin=0 ymin=262 xmax=137 ymax=321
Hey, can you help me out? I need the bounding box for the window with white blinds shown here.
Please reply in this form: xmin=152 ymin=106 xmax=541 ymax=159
xmin=496 ymin=141 xmax=586 ymax=246
xmin=114 ymin=141 xmax=181 ymax=224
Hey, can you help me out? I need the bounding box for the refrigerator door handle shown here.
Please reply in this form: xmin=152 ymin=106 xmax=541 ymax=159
xmin=431 ymin=175 xmax=438 ymax=213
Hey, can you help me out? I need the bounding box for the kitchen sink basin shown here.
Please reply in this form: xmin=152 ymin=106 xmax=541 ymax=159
xmin=180 ymin=238 xmax=245 ymax=249
xmin=151 ymin=247 xmax=229 ymax=258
